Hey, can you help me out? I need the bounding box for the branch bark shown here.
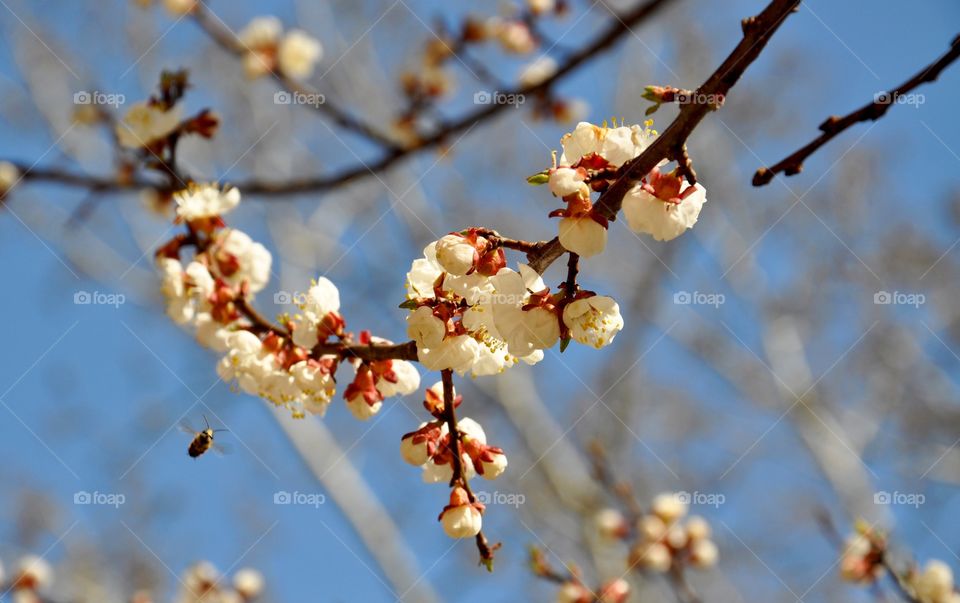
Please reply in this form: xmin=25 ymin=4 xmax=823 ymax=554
xmin=754 ymin=34 xmax=960 ymax=186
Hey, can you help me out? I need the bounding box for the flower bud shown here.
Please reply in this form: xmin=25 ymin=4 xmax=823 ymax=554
xmin=685 ymin=515 xmax=711 ymax=541
xmin=594 ymin=508 xmax=628 ymax=540
xmin=233 ymin=568 xmax=264 ymax=599
xmin=651 ymin=492 xmax=688 ymax=524
xmin=598 ymin=578 xmax=630 ymax=603
xmin=435 ymin=233 xmax=478 ymax=276
xmin=689 ymin=539 xmax=719 ymax=569
xmin=439 ymin=487 xmax=484 ymax=539
xmin=558 ymin=216 xmax=607 ymax=258
xmin=480 ymin=450 xmax=508 ymax=480
xmin=556 ymin=581 xmax=592 ymax=603
xmin=13 ymin=555 xmax=52 ymax=591
xmin=630 ymin=542 xmax=671 ymax=573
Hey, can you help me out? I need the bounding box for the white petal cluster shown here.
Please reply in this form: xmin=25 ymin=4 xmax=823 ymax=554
xmin=439 ymin=487 xmax=483 ymax=539
xmin=435 ymin=233 xmax=478 ymax=276
xmin=911 ymin=561 xmax=960 ymax=603
xmin=562 ymin=294 xmax=623 ymax=349
xmin=209 ymin=229 xmax=273 ymax=294
xmin=216 ymin=331 xmax=336 ymax=417
xmin=237 ymin=16 xmax=322 ymax=80
xmin=406 ymin=242 xmax=547 ymax=376
xmin=559 ymin=121 xmax=657 ymax=169
xmin=557 ymin=216 xmax=607 ymax=258
xmin=290 ymin=277 xmax=342 ymax=349
xmin=116 ymin=101 xmax=181 ymax=149
xmin=174 ymin=184 xmax=241 ymax=222
xmin=278 ymin=31 xmax=323 ymax=80
xmin=158 ymin=258 xmax=215 ymax=325
xmin=174 ymin=561 xmax=266 ymax=603
xmin=622 ymin=181 xmax=706 ymax=242
xmin=629 ymin=493 xmax=718 ymax=572
xmin=518 ymin=56 xmax=557 ymax=87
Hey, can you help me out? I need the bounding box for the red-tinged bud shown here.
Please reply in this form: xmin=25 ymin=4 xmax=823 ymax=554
xmin=476 ymin=247 xmax=506 ymax=276
xmin=343 ymin=365 xmax=382 ymax=406
xmin=598 ymin=578 xmax=630 ymax=603
xmin=183 ymin=109 xmax=220 ymax=138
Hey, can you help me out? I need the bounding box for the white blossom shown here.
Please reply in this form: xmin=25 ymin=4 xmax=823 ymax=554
xmin=376 ymin=359 xmax=421 ymax=398
xmin=559 ymin=121 xmax=657 ymax=169
xmin=345 ymin=393 xmax=382 ymax=421
xmin=278 ymin=30 xmax=323 ymax=80
xmin=440 ymin=502 xmax=482 ymax=539
xmin=557 ymin=216 xmax=607 ymax=258
xmin=232 ymin=568 xmax=264 ymax=599
xmin=563 ymin=295 xmax=623 ymax=349
xmin=406 ymin=306 xmax=447 ymax=348
xmin=15 ymin=555 xmax=52 ymax=590
xmin=622 ymin=181 xmax=706 ymax=241
xmin=238 ymin=16 xmax=282 ymax=48
xmin=116 ymin=102 xmax=181 ymax=149
xmin=651 ymin=492 xmax=688 ymax=524
xmin=914 ymin=560 xmax=956 ymax=603
xmin=418 ymin=334 xmax=481 ymax=374
xmin=209 ymin=229 xmax=272 ymax=293
xmin=519 ymin=56 xmax=557 ymax=87
xmin=690 ymin=539 xmax=719 ymax=569
xmin=548 ymin=166 xmax=588 ymax=198
xmin=435 ymin=233 xmax=477 ymax=276
xmin=480 ymin=451 xmax=508 ymax=480
xmin=400 ymin=424 xmax=432 ymax=466
xmin=174 ymin=184 xmax=240 ymax=221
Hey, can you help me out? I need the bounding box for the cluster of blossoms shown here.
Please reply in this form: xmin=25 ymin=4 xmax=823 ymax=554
xmin=400 ymin=383 xmax=507 ymax=539
xmin=0 ymin=554 xmax=53 ymax=603
xmin=839 ymin=524 xmax=960 ymax=603
xmin=905 ymin=561 xmax=960 ymax=603
xmin=395 ymin=0 xmax=584 ymax=142
xmin=404 ymin=230 xmax=624 ymax=377
xmin=539 ymin=121 xmax=707 ymax=258
xmin=555 ymin=578 xmax=631 ymax=603
xmin=114 ymin=75 xmax=219 ymax=152
xmin=626 ymin=493 xmax=718 ymax=573
xmin=156 ymin=184 xmax=419 ymax=419
xmin=237 ymin=16 xmax=323 ymax=80
xmin=839 ymin=523 xmax=886 ymax=584
xmin=170 ymin=562 xmax=264 ymax=603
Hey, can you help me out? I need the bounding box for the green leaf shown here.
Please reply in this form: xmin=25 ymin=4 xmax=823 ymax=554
xmin=526 ymin=171 xmax=550 ymax=185
xmin=559 ymin=337 xmax=571 ymax=353
xmin=398 ymin=299 xmax=420 ymax=309
xmin=645 ymin=103 xmax=660 ymax=116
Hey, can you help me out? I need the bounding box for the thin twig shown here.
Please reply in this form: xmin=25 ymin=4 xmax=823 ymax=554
xmin=754 ymin=34 xmax=960 ymax=186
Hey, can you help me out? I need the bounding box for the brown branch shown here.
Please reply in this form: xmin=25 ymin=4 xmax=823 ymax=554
xmin=190 ymin=4 xmax=400 ymax=151
xmin=754 ymin=34 xmax=960 ymax=186
xmin=440 ymin=368 xmax=498 ymax=570
xmin=311 ymin=339 xmax=418 ymax=362
xmin=4 ymin=0 xmax=676 ymax=199
xmin=527 ymin=0 xmax=803 ymax=275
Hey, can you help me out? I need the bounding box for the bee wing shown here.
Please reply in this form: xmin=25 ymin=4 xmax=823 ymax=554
xmin=211 ymin=441 xmax=231 ymax=456
xmin=178 ymin=421 xmax=197 ymax=437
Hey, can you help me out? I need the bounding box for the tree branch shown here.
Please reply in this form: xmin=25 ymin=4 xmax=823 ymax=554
xmin=2 ymin=0 xmax=676 ymax=198
xmin=527 ymin=0 xmax=802 ymax=275
xmin=754 ymin=34 xmax=960 ymax=186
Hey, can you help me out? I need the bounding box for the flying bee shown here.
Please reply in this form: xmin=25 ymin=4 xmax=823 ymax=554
xmin=179 ymin=416 xmax=228 ymax=458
